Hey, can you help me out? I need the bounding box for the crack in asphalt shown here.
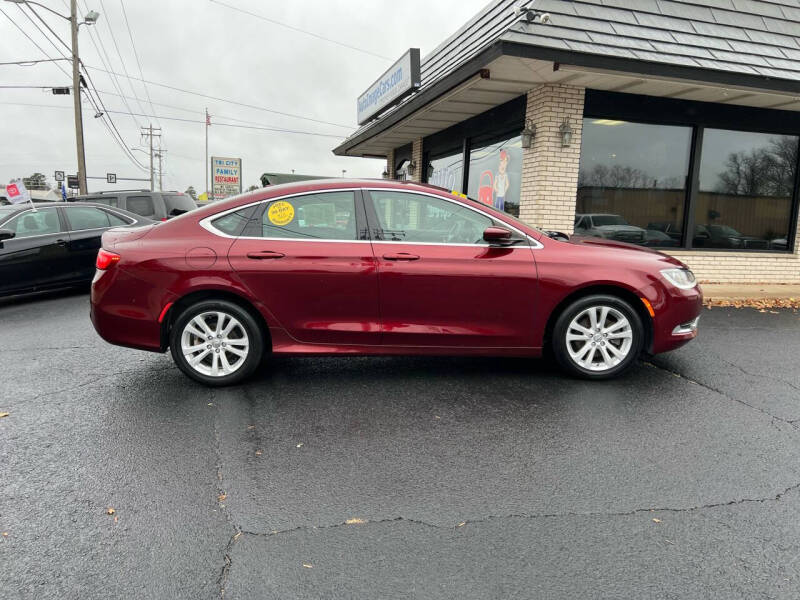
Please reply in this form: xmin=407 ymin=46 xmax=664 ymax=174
xmin=0 ymin=345 xmax=97 ymax=353
xmin=708 ymin=352 xmax=800 ymax=394
xmin=212 ymin=392 xmax=244 ymax=600
xmin=218 ymin=479 xmax=800 ymax=544
xmin=646 ymin=360 xmax=799 ymax=431
xmin=14 ymin=365 xmax=176 ymax=404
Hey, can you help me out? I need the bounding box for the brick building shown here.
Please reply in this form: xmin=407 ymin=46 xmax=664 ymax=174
xmin=334 ymin=0 xmax=800 ymax=283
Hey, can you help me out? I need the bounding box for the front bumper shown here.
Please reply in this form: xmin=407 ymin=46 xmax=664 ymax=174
xmin=650 ymin=284 xmax=703 ymax=354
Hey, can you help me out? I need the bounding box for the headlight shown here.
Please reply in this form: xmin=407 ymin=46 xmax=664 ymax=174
xmin=661 ymin=268 xmax=696 ymax=290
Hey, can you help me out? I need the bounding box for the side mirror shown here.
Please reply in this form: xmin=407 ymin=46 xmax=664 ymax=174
xmin=544 ymin=230 xmax=570 ymax=241
xmin=0 ymin=228 xmax=15 ymax=242
xmin=483 ymin=226 xmax=513 ymax=245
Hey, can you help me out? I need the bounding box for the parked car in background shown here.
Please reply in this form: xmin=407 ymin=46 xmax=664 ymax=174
xmin=574 ymin=213 xmax=647 ymax=245
xmin=693 ymin=224 xmax=769 ymax=249
xmin=770 ymin=237 xmax=788 ymax=251
xmin=0 ymin=202 xmax=151 ymax=298
xmin=91 ymin=180 xmax=702 ymax=386
xmin=74 ymin=190 xmax=196 ymax=221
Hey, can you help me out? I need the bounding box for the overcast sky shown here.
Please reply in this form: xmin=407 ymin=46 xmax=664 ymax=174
xmin=0 ymin=0 xmax=487 ymax=194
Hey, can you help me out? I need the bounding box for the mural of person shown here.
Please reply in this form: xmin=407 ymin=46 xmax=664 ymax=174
xmin=494 ymin=149 xmax=509 ymax=211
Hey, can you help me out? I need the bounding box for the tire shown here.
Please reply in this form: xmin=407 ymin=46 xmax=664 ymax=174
xmin=552 ymin=294 xmax=644 ymax=380
xmin=169 ymin=299 xmax=264 ymax=386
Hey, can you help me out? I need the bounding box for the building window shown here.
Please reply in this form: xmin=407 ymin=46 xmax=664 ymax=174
xmin=428 ymin=149 xmax=463 ymax=193
xmin=577 ymin=119 xmax=692 ymax=247
xmin=467 ymin=134 xmax=522 ymax=217
xmin=694 ymin=129 xmax=797 ymax=250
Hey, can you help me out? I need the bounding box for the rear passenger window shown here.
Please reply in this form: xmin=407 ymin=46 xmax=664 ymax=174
xmin=210 ymin=206 xmax=256 ymax=236
xmin=163 ymin=193 xmax=196 ymax=217
xmin=105 ymin=211 xmax=132 ymax=226
xmin=66 ymin=206 xmax=115 ymax=230
xmin=126 ymin=196 xmax=155 ymax=217
xmin=259 ymin=192 xmax=357 ymax=240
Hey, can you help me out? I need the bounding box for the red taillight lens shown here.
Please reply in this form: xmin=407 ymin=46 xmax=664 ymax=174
xmin=96 ymin=249 xmax=120 ymax=270
xmin=160 ymin=217 xmax=168 ymax=222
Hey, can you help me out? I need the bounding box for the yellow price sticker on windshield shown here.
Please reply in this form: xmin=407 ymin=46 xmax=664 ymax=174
xmin=268 ymin=201 xmax=295 ymax=226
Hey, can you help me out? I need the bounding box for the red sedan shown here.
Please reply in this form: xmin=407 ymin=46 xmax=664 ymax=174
xmin=90 ymin=180 xmax=702 ymax=386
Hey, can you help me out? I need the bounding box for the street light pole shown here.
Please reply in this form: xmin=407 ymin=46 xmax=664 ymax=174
xmin=69 ymin=0 xmax=87 ymax=195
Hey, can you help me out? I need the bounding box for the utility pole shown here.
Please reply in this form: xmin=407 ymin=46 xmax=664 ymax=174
xmin=205 ymin=108 xmax=210 ymax=199
xmin=140 ymin=125 xmax=161 ymax=191
xmin=70 ymin=0 xmax=87 ymax=195
xmin=155 ymin=149 xmax=166 ymax=191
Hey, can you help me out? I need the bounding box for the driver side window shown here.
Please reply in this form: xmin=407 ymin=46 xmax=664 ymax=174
xmin=367 ymin=190 xmax=492 ymax=244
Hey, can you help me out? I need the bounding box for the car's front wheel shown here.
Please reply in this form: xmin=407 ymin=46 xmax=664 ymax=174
xmin=170 ymin=299 xmax=263 ymax=386
xmin=552 ymin=294 xmax=644 ymax=379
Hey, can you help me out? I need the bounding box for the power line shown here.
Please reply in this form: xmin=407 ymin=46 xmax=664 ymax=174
xmin=83 ymin=64 xmax=354 ymax=129
xmin=117 ymin=0 xmax=159 ymax=126
xmin=0 ymin=100 xmax=347 ymax=139
xmin=22 ymin=3 xmax=71 ymax=54
xmin=96 ymin=0 xmax=148 ymax=119
xmin=208 ymin=0 xmax=391 ymax=61
xmin=74 ymin=0 xmax=142 ymax=128
xmin=93 ymin=87 xmax=345 ymax=136
xmin=0 ymin=57 xmax=70 ymax=66
xmin=0 ymin=5 xmax=71 ymax=80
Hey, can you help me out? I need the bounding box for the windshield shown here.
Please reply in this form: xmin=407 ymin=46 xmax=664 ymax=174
xmin=592 ymin=215 xmax=629 ymax=226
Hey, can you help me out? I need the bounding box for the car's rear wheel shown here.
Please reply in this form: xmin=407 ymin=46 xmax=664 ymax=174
xmin=170 ymin=299 xmax=263 ymax=386
xmin=552 ymin=294 xmax=643 ymax=379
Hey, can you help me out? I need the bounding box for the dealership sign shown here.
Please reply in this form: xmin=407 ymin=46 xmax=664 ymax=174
xmin=212 ymin=156 xmax=242 ymax=200
xmin=357 ymin=48 xmax=420 ymax=125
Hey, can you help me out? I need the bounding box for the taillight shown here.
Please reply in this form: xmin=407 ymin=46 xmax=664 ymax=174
xmin=160 ymin=217 xmax=168 ymax=222
xmin=96 ymin=249 xmax=120 ymax=270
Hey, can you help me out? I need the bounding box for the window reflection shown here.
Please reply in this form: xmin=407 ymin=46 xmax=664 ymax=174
xmin=577 ymin=119 xmax=691 ymax=247
xmin=695 ymin=129 xmax=797 ymax=250
xmin=428 ymin=150 xmax=463 ymax=193
xmin=467 ymin=134 xmax=522 ymax=217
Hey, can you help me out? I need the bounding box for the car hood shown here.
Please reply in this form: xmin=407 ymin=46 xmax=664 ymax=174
xmin=566 ymin=235 xmax=687 ymax=267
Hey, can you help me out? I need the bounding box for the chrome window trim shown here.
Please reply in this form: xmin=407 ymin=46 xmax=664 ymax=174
xmin=199 ymin=188 xmax=364 ymax=241
xmin=199 ymin=187 xmax=543 ymax=249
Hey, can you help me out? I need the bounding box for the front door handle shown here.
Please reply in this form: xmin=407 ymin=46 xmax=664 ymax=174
xmin=383 ymin=252 xmax=420 ymax=261
xmin=56 ymin=238 xmax=67 ymax=247
xmin=246 ymin=250 xmax=285 ymax=260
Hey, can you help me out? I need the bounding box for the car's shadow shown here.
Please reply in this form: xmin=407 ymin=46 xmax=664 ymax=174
xmin=0 ymin=285 xmax=88 ymax=307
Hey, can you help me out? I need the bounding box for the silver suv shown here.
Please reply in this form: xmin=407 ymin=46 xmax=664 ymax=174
xmin=74 ymin=190 xmax=196 ymax=221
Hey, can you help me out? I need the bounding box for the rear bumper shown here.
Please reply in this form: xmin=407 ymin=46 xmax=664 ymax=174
xmin=90 ymin=267 xmax=172 ymax=352
xmin=651 ymin=284 xmax=703 ymax=354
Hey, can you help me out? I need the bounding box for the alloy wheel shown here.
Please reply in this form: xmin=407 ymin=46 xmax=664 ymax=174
xmin=180 ymin=311 xmax=250 ymax=377
xmin=565 ymin=305 xmax=633 ymax=372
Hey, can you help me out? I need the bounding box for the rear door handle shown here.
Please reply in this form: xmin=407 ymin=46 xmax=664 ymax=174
xmin=383 ymin=252 xmax=420 ymax=261
xmin=56 ymin=239 xmax=67 ymax=247
xmin=246 ymin=250 xmax=285 ymax=260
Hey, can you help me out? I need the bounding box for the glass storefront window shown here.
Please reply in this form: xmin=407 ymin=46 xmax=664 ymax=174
xmin=428 ymin=150 xmax=463 ymax=193
xmin=577 ymin=119 xmax=692 ymax=247
xmin=467 ymin=134 xmax=522 ymax=217
xmin=695 ymin=129 xmax=797 ymax=250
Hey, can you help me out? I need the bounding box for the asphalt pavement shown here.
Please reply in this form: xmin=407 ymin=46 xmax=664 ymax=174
xmin=1 ymin=291 xmax=800 ymax=599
